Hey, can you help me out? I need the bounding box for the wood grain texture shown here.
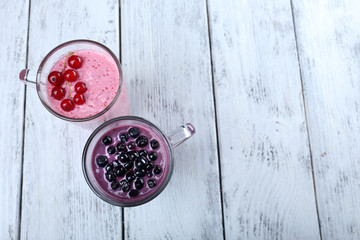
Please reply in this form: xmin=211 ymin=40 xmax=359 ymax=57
xmin=121 ymin=0 xmax=223 ymax=239
xmin=21 ymin=0 xmax=123 ymax=239
xmin=292 ymin=0 xmax=360 ymax=239
xmin=0 ymin=0 xmax=28 ymax=239
xmin=207 ymin=0 xmax=321 ymax=239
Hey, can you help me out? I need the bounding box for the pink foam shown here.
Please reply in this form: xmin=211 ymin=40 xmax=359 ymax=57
xmin=47 ymin=50 xmax=121 ymax=119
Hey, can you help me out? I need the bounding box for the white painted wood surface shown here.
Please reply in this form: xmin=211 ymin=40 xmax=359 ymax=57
xmin=292 ymin=0 xmax=360 ymax=239
xmin=20 ymin=0 xmax=123 ymax=239
xmin=207 ymin=0 xmax=321 ymax=239
xmin=1 ymin=0 xmax=360 ymax=239
xmin=121 ymin=0 xmax=223 ymax=238
xmin=0 ymin=1 xmax=28 ymax=239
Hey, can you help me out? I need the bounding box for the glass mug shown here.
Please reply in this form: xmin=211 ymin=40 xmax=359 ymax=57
xmin=82 ymin=116 xmax=196 ymax=207
xmin=19 ymin=39 xmax=129 ymax=128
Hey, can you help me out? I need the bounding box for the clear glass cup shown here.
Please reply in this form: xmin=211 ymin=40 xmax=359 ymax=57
xmin=19 ymin=39 xmax=129 ymax=128
xmin=82 ymin=116 xmax=196 ymax=207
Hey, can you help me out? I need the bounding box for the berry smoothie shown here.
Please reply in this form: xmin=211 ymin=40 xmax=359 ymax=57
xmin=46 ymin=50 xmax=121 ymax=118
xmin=91 ymin=124 xmax=170 ymax=203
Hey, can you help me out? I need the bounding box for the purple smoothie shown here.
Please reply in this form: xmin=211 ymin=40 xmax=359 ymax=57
xmin=91 ymin=124 xmax=170 ymax=203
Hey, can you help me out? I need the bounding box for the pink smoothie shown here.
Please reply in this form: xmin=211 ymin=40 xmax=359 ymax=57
xmin=47 ymin=50 xmax=120 ymax=118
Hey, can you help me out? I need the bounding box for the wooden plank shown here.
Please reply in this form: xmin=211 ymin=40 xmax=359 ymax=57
xmin=121 ymin=0 xmax=223 ymax=238
xmin=207 ymin=0 xmax=321 ymax=239
xmin=0 ymin=0 xmax=28 ymax=239
xmin=291 ymin=0 xmax=360 ymax=239
xmin=21 ymin=0 xmax=123 ymax=239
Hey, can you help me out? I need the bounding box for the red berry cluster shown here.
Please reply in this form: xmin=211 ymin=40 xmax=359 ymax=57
xmin=48 ymin=55 xmax=88 ymax=112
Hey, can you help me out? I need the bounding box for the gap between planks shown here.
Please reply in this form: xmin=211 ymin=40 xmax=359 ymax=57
xmin=119 ymin=1 xmax=125 ymax=240
xmin=18 ymin=0 xmax=32 ymax=239
xmin=289 ymin=0 xmax=323 ymax=239
xmin=205 ymin=0 xmax=226 ymax=239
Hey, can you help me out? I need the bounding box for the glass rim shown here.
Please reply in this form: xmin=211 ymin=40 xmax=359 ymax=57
xmin=36 ymin=39 xmax=123 ymax=122
xmin=82 ymin=116 xmax=175 ymax=207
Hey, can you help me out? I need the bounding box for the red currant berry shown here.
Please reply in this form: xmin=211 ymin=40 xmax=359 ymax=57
xmin=68 ymin=55 xmax=82 ymax=69
xmin=60 ymin=99 xmax=75 ymax=112
xmin=48 ymin=71 xmax=64 ymax=86
xmin=73 ymin=93 xmax=86 ymax=105
xmin=64 ymin=69 xmax=78 ymax=82
xmin=51 ymin=86 xmax=65 ymax=100
xmin=74 ymin=82 xmax=87 ymax=93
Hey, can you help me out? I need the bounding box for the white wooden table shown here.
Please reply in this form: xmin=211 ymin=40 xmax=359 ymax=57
xmin=1 ymin=0 xmax=360 ymax=239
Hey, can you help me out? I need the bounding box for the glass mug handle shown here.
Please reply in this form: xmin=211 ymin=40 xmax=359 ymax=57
xmin=19 ymin=69 xmax=36 ymax=88
xmin=167 ymin=123 xmax=196 ymax=148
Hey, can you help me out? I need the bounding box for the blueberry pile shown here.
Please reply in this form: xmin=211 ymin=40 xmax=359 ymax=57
xmin=96 ymin=127 xmax=162 ymax=198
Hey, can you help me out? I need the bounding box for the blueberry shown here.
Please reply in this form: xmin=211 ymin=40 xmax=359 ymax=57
xmin=150 ymin=140 xmax=159 ymax=149
xmin=102 ymin=136 xmax=112 ymax=145
xmin=147 ymin=172 xmax=153 ymax=178
xmin=126 ymin=172 xmax=136 ymax=182
xmin=134 ymin=178 xmax=144 ymax=190
xmin=134 ymin=168 xmax=146 ymax=178
xmin=116 ymin=142 xmax=126 ymax=152
xmin=96 ymin=156 xmax=108 ymax=167
xmin=107 ymin=146 xmax=116 ymax=155
xmin=111 ymin=181 xmax=120 ymax=190
xmin=112 ymin=160 xmax=121 ymax=168
xmin=129 ymin=189 xmax=139 ymax=198
xmin=136 ymin=135 xmax=148 ymax=148
xmin=119 ymin=133 xmax=129 ymax=142
xmin=105 ymin=172 xmax=116 ymax=182
xmin=148 ymin=152 xmax=157 ymax=161
xmin=128 ymin=127 xmax=140 ymax=138
xmin=127 ymin=142 xmax=136 ymax=150
xmin=154 ymin=165 xmax=162 ymax=175
xmin=147 ymin=179 xmax=157 ymax=189
xmin=117 ymin=152 xmax=129 ymax=163
xmin=139 ymin=149 xmax=148 ymax=157
xmin=135 ymin=156 xmax=148 ymax=169
xmin=120 ymin=180 xmax=130 ymax=192
xmin=128 ymin=151 xmax=139 ymax=161
xmin=115 ymin=166 xmax=126 ymax=177
xmin=124 ymin=161 xmax=134 ymax=170
xmin=145 ymin=162 xmax=154 ymax=172
xmin=105 ymin=163 xmax=114 ymax=172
